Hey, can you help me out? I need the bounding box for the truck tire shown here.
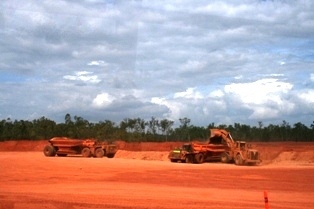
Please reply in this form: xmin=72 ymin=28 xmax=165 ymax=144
xmin=106 ymin=153 xmax=115 ymax=158
xmin=185 ymin=155 xmax=193 ymax=163
xmin=95 ymin=148 xmax=104 ymax=158
xmin=43 ymin=145 xmax=56 ymax=157
xmin=235 ymin=154 xmax=243 ymax=166
xmin=221 ymin=153 xmax=231 ymax=163
xmin=195 ymin=153 xmax=204 ymax=164
xmin=82 ymin=147 xmax=91 ymax=158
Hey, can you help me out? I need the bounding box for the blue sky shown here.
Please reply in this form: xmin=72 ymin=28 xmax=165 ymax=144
xmin=0 ymin=0 xmax=313 ymax=127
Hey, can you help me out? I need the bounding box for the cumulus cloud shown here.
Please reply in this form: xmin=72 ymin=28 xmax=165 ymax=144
xmin=92 ymin=93 xmax=115 ymax=108
xmin=224 ymin=78 xmax=296 ymax=120
xmin=174 ymin=88 xmax=203 ymax=100
xmin=63 ymin=71 xmax=101 ymax=84
xmin=224 ymin=78 xmax=293 ymax=105
xmin=208 ymin=89 xmax=224 ymax=98
xmin=87 ymin=60 xmax=108 ymax=66
xmin=298 ymin=90 xmax=314 ymax=104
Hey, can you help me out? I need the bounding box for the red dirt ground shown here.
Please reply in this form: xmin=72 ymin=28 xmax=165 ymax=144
xmin=0 ymin=140 xmax=313 ymax=209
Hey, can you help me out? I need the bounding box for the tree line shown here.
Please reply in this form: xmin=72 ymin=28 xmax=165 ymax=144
xmin=0 ymin=113 xmax=313 ymax=142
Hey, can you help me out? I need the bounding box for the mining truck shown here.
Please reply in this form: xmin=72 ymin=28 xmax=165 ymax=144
xmin=43 ymin=137 xmax=117 ymax=158
xmin=210 ymin=129 xmax=261 ymax=165
xmin=168 ymin=137 xmax=228 ymax=164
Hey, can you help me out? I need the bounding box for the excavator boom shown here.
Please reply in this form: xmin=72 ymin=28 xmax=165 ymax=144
xmin=209 ymin=129 xmax=235 ymax=148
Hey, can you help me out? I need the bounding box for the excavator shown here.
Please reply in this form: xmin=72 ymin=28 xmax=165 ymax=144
xmin=210 ymin=129 xmax=261 ymax=165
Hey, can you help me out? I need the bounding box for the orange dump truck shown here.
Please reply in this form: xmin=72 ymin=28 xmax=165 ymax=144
xmin=43 ymin=137 xmax=117 ymax=158
xmin=168 ymin=141 xmax=228 ymax=164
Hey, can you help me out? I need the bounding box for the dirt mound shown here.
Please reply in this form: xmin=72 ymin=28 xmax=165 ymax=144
xmin=271 ymin=151 xmax=314 ymax=165
xmin=253 ymin=142 xmax=314 ymax=165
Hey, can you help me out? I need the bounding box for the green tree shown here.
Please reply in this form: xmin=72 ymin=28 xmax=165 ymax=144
xmin=160 ymin=119 xmax=174 ymax=141
xmin=64 ymin=113 xmax=75 ymax=137
xmin=146 ymin=116 xmax=160 ymax=135
xmin=178 ymin=117 xmax=191 ymax=141
xmin=292 ymin=122 xmax=309 ymax=142
xmin=73 ymin=115 xmax=90 ymax=138
xmin=95 ymin=120 xmax=116 ymax=140
xmin=33 ymin=117 xmax=56 ymax=139
xmin=189 ymin=126 xmax=207 ymax=141
xmin=0 ymin=118 xmax=14 ymax=140
xmin=12 ymin=120 xmax=32 ymax=139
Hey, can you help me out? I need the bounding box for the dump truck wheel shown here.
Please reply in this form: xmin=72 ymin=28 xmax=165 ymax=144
xmin=106 ymin=153 xmax=115 ymax=158
xmin=82 ymin=147 xmax=91 ymax=157
xmin=95 ymin=148 xmax=104 ymax=158
xmin=195 ymin=153 xmax=204 ymax=164
xmin=43 ymin=145 xmax=56 ymax=157
xmin=185 ymin=155 xmax=193 ymax=163
xmin=235 ymin=154 xmax=243 ymax=166
xmin=221 ymin=153 xmax=231 ymax=163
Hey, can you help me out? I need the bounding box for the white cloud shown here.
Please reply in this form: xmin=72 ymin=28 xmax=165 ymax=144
xmin=234 ymin=75 xmax=243 ymax=80
xmin=63 ymin=71 xmax=101 ymax=84
xmin=87 ymin=60 xmax=108 ymax=66
xmin=224 ymin=78 xmax=295 ymax=120
xmin=269 ymin=74 xmax=284 ymax=77
xmin=197 ymin=2 xmax=250 ymax=17
xmin=208 ymin=89 xmax=224 ymax=98
xmin=151 ymin=97 xmax=165 ymax=105
xmin=298 ymin=90 xmax=314 ymax=104
xmin=174 ymin=88 xmax=203 ymax=100
xmin=248 ymin=107 xmax=279 ymax=120
xmin=151 ymin=96 xmax=183 ymax=121
xmin=224 ymin=78 xmax=293 ymax=105
xmin=92 ymin=93 xmax=115 ymax=108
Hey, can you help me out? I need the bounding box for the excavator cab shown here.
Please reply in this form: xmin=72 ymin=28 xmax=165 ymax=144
xmin=236 ymin=141 xmax=247 ymax=151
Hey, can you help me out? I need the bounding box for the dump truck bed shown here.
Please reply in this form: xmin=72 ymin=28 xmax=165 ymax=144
xmin=192 ymin=143 xmax=227 ymax=153
xmin=49 ymin=137 xmax=86 ymax=147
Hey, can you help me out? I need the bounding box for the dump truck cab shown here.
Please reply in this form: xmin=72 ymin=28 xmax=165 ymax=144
xmin=168 ymin=144 xmax=194 ymax=163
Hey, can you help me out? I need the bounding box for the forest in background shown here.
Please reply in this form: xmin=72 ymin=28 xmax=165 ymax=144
xmin=0 ymin=113 xmax=313 ymax=142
